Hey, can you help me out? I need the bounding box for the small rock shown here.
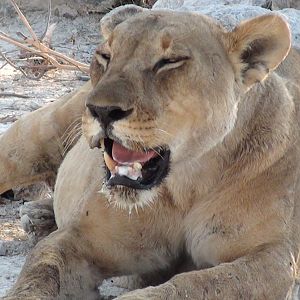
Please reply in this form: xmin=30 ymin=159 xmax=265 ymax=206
xmin=271 ymin=0 xmax=300 ymax=10
xmin=53 ymin=4 xmax=78 ymax=19
xmin=0 ymin=241 xmax=7 ymax=256
xmin=20 ymin=214 xmax=33 ymax=234
xmin=99 ymin=278 xmax=130 ymax=299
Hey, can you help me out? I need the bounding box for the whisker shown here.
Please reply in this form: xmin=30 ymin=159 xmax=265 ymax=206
xmin=62 ymin=128 xmax=82 ymax=156
xmin=63 ymin=128 xmax=81 ymax=152
xmin=135 ymin=134 xmax=148 ymax=152
xmin=63 ymin=121 xmax=81 ymax=141
xmin=61 ymin=117 xmax=81 ymax=139
xmin=156 ymin=128 xmax=175 ymax=138
xmin=62 ymin=120 xmax=82 ymax=148
xmin=149 ymin=146 xmax=163 ymax=159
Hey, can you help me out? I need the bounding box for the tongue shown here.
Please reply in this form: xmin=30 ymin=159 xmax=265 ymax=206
xmin=112 ymin=141 xmax=157 ymax=164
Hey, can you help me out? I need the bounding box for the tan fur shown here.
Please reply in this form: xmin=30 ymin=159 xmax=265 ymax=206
xmin=2 ymin=5 xmax=300 ymax=300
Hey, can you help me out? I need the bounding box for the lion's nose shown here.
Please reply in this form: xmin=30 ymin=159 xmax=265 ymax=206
xmin=87 ymin=104 xmax=133 ymax=128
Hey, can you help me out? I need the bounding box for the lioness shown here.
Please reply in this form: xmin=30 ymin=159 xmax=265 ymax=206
xmin=1 ymin=4 xmax=300 ymax=300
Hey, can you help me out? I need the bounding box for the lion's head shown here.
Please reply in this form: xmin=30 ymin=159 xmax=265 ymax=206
xmin=82 ymin=5 xmax=291 ymax=210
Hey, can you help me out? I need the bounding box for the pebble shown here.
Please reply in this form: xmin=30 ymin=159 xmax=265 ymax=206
xmin=0 ymin=241 xmax=7 ymax=256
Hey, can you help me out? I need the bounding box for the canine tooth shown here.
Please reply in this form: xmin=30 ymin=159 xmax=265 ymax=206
xmin=104 ymin=152 xmax=117 ymax=171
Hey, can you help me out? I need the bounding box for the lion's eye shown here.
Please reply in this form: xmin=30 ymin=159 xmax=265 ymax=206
xmin=101 ymin=53 xmax=111 ymax=61
xmin=95 ymin=51 xmax=111 ymax=68
xmin=153 ymin=56 xmax=189 ymax=74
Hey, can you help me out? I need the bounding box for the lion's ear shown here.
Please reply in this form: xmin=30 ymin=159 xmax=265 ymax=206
xmin=100 ymin=5 xmax=145 ymax=39
xmin=225 ymin=14 xmax=291 ymax=89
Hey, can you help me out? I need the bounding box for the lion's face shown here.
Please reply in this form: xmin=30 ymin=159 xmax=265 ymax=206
xmin=82 ymin=6 xmax=290 ymax=209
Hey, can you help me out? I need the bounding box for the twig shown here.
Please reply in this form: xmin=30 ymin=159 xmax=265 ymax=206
xmin=16 ymin=32 xmax=28 ymax=39
xmin=0 ymin=32 xmax=89 ymax=73
xmin=0 ymin=50 xmax=44 ymax=80
xmin=46 ymin=47 xmax=89 ymax=71
xmin=42 ymin=23 xmax=56 ymax=48
xmin=16 ymin=56 xmax=50 ymax=61
xmin=10 ymin=0 xmax=39 ymax=43
xmin=0 ymin=62 xmax=8 ymax=69
xmin=22 ymin=65 xmax=56 ymax=70
xmin=0 ymin=93 xmax=30 ymax=99
xmin=40 ymin=0 xmax=52 ymax=41
xmin=0 ymin=1 xmax=90 ymax=78
xmin=0 ymin=30 xmax=59 ymax=67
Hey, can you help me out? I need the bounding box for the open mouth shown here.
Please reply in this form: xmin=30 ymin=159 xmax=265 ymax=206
xmin=102 ymin=138 xmax=170 ymax=190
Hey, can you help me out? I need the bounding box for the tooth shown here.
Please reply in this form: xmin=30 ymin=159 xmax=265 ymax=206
xmin=116 ymin=165 xmax=141 ymax=181
xmin=117 ymin=166 xmax=130 ymax=177
xmin=129 ymin=168 xmax=141 ymax=180
xmin=133 ymin=162 xmax=142 ymax=170
xmin=104 ymin=152 xmax=117 ymax=171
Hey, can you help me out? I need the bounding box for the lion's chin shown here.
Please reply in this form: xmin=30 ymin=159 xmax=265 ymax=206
xmin=100 ymin=183 xmax=159 ymax=212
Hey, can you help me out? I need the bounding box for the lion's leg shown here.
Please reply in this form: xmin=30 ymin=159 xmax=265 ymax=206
xmin=117 ymin=243 xmax=296 ymax=299
xmin=4 ymin=228 xmax=102 ymax=300
xmin=0 ymin=82 xmax=91 ymax=194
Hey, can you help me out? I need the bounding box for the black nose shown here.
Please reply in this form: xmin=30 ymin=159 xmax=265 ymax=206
xmin=87 ymin=104 xmax=133 ymax=128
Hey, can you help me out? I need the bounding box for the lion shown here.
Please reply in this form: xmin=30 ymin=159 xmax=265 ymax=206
xmin=1 ymin=4 xmax=300 ymax=299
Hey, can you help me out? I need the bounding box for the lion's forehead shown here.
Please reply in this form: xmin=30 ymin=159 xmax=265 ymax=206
xmin=111 ymin=11 xmax=217 ymax=53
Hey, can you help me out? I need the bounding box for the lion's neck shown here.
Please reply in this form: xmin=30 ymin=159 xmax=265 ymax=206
xmin=168 ymin=75 xmax=295 ymax=208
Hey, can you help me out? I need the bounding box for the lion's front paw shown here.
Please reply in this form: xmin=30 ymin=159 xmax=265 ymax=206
xmin=115 ymin=283 xmax=177 ymax=300
xmin=20 ymin=198 xmax=56 ymax=238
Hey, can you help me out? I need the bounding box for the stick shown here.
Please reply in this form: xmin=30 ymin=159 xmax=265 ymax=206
xmin=0 ymin=49 xmax=40 ymax=80
xmin=0 ymin=62 xmax=8 ymax=69
xmin=0 ymin=93 xmax=30 ymax=99
xmin=40 ymin=0 xmax=52 ymax=41
xmin=10 ymin=0 xmax=39 ymax=43
xmin=0 ymin=1 xmax=90 ymax=78
xmin=0 ymin=32 xmax=89 ymax=73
